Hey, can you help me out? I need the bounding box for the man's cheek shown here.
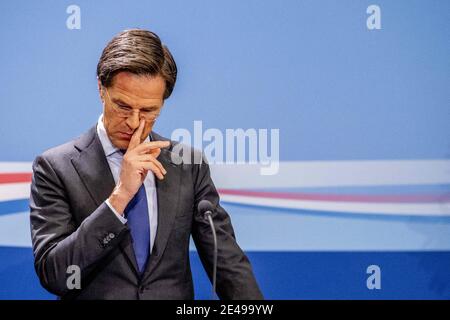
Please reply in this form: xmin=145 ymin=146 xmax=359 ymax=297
xmin=143 ymin=124 xmax=152 ymax=138
xmin=113 ymin=118 xmax=126 ymax=132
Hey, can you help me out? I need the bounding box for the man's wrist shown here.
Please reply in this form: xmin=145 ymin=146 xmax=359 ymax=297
xmin=108 ymin=187 xmax=133 ymax=215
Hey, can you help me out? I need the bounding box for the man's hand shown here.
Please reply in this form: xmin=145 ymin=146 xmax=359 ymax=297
xmin=108 ymin=120 xmax=170 ymax=215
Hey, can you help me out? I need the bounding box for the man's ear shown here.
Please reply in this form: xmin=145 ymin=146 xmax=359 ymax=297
xmin=97 ymin=79 xmax=104 ymax=103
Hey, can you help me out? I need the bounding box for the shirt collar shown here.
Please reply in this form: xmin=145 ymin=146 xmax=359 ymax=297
xmin=96 ymin=114 xmax=151 ymax=157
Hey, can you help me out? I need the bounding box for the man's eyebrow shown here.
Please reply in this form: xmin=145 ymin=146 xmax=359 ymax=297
xmin=112 ymin=98 xmax=160 ymax=109
xmin=112 ymin=98 xmax=131 ymax=106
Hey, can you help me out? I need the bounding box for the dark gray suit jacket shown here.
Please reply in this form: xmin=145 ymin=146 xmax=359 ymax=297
xmin=29 ymin=126 xmax=263 ymax=300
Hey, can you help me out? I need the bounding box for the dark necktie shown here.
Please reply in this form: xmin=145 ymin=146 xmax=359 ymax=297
xmin=124 ymin=182 xmax=151 ymax=274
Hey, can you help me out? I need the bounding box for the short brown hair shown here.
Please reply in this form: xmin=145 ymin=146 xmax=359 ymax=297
xmin=97 ymin=29 xmax=177 ymax=99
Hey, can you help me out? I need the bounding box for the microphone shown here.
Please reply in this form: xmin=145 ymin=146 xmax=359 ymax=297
xmin=197 ymin=200 xmax=217 ymax=300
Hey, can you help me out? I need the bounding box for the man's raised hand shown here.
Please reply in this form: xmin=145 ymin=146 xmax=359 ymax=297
xmin=108 ymin=119 xmax=170 ymax=215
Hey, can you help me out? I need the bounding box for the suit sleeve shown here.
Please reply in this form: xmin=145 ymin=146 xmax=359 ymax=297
xmin=191 ymin=153 xmax=264 ymax=300
xmin=29 ymin=155 xmax=129 ymax=297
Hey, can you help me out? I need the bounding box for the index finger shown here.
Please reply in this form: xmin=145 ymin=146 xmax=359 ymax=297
xmin=128 ymin=119 xmax=146 ymax=150
xmin=134 ymin=141 xmax=171 ymax=154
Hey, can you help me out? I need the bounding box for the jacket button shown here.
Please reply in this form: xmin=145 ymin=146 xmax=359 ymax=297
xmin=109 ymin=233 xmax=115 ymax=239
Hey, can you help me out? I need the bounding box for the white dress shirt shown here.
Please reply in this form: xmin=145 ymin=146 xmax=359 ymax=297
xmin=97 ymin=114 xmax=158 ymax=253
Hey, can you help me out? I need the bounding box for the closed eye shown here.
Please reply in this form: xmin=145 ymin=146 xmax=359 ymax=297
xmin=141 ymin=107 xmax=159 ymax=113
xmin=117 ymin=104 xmax=132 ymax=111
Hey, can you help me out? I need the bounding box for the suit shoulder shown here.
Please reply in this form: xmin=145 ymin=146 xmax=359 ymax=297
xmin=39 ymin=140 xmax=77 ymax=160
xmin=34 ymin=127 xmax=96 ymax=166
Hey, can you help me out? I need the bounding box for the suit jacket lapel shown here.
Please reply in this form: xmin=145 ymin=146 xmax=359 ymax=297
xmin=71 ymin=126 xmax=140 ymax=275
xmin=71 ymin=126 xmax=115 ymax=207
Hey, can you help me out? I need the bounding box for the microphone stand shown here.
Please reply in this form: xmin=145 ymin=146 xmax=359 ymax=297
xmin=204 ymin=210 xmax=217 ymax=300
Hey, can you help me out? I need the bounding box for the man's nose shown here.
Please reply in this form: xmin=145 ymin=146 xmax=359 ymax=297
xmin=126 ymin=111 xmax=140 ymax=130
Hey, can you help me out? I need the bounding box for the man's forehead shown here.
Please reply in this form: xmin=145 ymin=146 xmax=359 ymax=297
xmin=109 ymin=72 xmax=165 ymax=105
xmin=110 ymin=87 xmax=164 ymax=105
xmin=110 ymin=72 xmax=165 ymax=99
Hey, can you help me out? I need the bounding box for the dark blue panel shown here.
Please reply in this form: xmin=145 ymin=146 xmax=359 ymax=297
xmin=190 ymin=251 xmax=450 ymax=300
xmin=0 ymin=247 xmax=54 ymax=300
xmin=1 ymin=250 xmax=450 ymax=299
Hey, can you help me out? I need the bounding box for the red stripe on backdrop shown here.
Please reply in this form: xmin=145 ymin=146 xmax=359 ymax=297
xmin=1 ymin=173 xmax=449 ymax=204
xmin=0 ymin=173 xmax=32 ymax=184
xmin=218 ymin=189 xmax=450 ymax=203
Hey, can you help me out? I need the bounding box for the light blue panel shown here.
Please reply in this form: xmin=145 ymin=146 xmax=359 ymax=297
xmin=0 ymin=0 xmax=449 ymax=160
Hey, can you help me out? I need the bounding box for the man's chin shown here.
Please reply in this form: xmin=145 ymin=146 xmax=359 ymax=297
xmin=111 ymin=138 xmax=130 ymax=150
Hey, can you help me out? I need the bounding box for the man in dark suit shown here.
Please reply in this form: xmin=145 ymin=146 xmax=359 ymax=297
xmin=29 ymin=29 xmax=263 ymax=300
